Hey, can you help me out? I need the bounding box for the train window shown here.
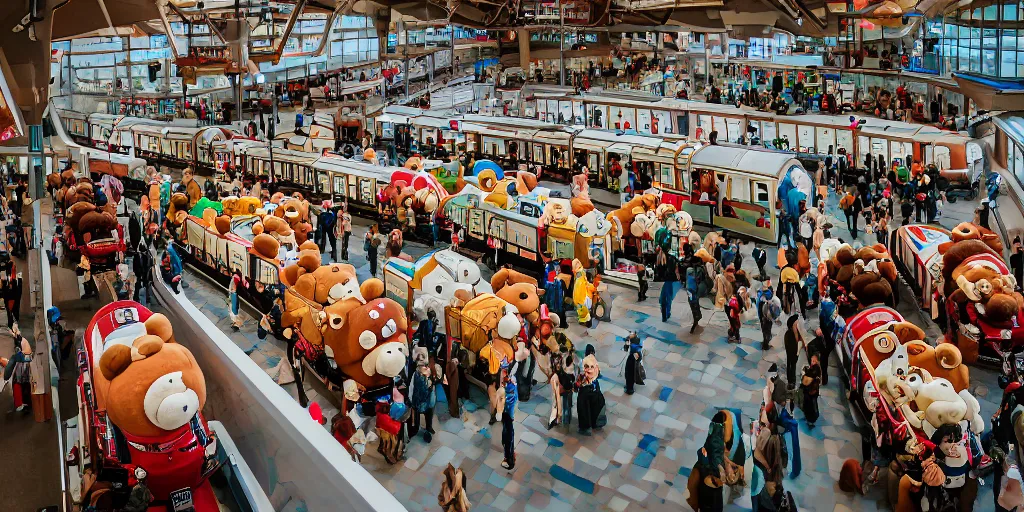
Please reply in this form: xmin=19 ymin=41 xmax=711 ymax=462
xmin=754 ymin=181 xmax=770 ymax=206
xmin=534 ymin=144 xmax=544 ymax=164
xmin=777 ymin=123 xmax=797 ymax=150
xmin=761 ymin=122 xmax=776 ymax=148
xmin=305 ymin=167 xmax=314 ymax=186
xmin=730 ymin=176 xmax=751 ymax=202
xmin=348 ymin=176 xmax=357 ymax=199
xmin=698 ymin=115 xmax=712 ymax=134
xmin=837 ymin=130 xmax=854 ymax=158
xmin=652 ymin=110 xmax=670 ymax=134
xmin=797 ymin=125 xmax=814 ymax=153
xmin=660 ymin=164 xmax=674 ymax=189
xmin=870 ymin=138 xmax=889 ymax=162
xmin=333 ymin=176 xmax=345 ymax=198
xmin=815 ymin=127 xmax=835 ymax=155
xmin=858 ymin=135 xmax=871 ymax=167
xmin=637 ymin=109 xmax=652 ymax=134
xmin=934 ymin=145 xmax=951 ymax=170
xmin=359 ymin=178 xmax=373 ymax=203
xmin=726 ymin=118 xmax=741 ymax=143
xmin=691 ymin=167 xmax=718 ymax=205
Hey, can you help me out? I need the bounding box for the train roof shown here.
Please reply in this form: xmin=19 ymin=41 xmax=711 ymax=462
xmin=312 ymin=156 xmax=394 ymax=181
xmin=688 ymin=145 xmax=800 ymax=179
xmin=244 ymin=146 xmax=320 ymax=165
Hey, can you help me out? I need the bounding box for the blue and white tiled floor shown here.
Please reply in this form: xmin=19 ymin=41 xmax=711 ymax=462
xmin=176 ymin=189 xmax=1000 ymax=511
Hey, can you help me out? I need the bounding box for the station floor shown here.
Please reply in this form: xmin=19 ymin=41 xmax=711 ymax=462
xmin=174 ymin=187 xmax=999 ymax=512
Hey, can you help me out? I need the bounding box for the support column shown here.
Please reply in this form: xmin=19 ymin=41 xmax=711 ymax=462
xmin=517 ymin=29 xmax=530 ymax=72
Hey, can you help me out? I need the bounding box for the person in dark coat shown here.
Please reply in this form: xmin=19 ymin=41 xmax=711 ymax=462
xmin=575 ymin=354 xmax=606 ymax=436
xmin=807 ymin=327 xmax=832 ymax=386
xmin=316 ymin=201 xmax=338 ymax=260
xmin=1 ymin=275 xmax=21 ymax=329
xmin=132 ymin=243 xmax=154 ymax=305
xmin=624 ymin=333 xmax=643 ymax=395
xmin=801 ymin=351 xmax=822 ymax=428
xmin=784 ymin=315 xmax=803 ymax=388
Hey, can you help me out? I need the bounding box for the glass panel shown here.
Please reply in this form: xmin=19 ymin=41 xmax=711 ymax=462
xmin=1016 ymin=143 xmax=1024 ymax=185
xmin=726 ymin=118 xmax=742 ymax=143
xmin=816 ymin=127 xmax=836 ymax=155
xmin=797 ymin=125 xmax=814 ymax=153
xmin=984 ymin=49 xmax=998 ymax=75
xmin=837 ymin=130 xmax=854 ymax=160
xmin=1003 ymin=46 xmax=1017 ymax=78
xmin=777 ymin=123 xmax=797 ymax=150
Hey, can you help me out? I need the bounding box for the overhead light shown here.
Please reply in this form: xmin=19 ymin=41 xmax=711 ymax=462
xmin=797 ymin=16 xmax=803 ymax=26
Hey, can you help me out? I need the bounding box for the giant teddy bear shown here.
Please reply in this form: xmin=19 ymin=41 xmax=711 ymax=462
xmin=278 ymin=248 xmax=403 ymax=407
xmin=272 ymin=195 xmax=314 ymax=245
xmin=89 ymin=304 xmax=219 ymax=508
xmin=606 ymin=193 xmax=658 ymax=251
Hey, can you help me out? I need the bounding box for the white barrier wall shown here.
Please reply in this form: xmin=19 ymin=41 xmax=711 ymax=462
xmin=152 ymin=273 xmax=405 ymax=512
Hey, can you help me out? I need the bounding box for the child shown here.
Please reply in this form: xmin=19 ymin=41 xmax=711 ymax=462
xmin=450 ymin=224 xmax=462 ymax=251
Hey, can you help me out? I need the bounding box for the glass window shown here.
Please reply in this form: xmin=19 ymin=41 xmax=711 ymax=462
xmin=753 ymin=181 xmax=770 ymax=206
xmin=1001 ymin=49 xmax=1017 ymax=78
xmin=777 ymin=123 xmax=797 ymax=149
xmin=1016 ymin=143 xmax=1024 ymax=185
xmin=984 ymin=49 xmax=998 ymax=76
xmin=816 ymin=127 xmax=836 ymax=155
xmin=797 ymin=125 xmax=814 ymax=153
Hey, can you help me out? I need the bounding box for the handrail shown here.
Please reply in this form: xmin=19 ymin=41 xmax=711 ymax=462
xmin=34 ymin=199 xmax=70 ymax=512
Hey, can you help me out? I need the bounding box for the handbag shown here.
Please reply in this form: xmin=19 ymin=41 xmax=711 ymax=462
xmin=635 ymin=356 xmax=647 ymax=385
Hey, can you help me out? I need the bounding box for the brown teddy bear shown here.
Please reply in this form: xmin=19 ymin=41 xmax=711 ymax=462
xmin=93 ymin=310 xmax=215 ymax=505
xmin=181 ymin=168 xmax=203 ymax=209
xmin=491 ymin=267 xmax=545 ymax=330
xmin=850 ymin=271 xmax=893 ymax=308
xmin=250 ymin=233 xmax=281 ymax=261
xmin=65 ymin=202 xmax=118 ymax=247
xmin=939 ymin=221 xmax=1004 ymax=255
xmin=273 ymin=196 xmax=313 ymax=245
xmin=322 ymin=297 xmax=409 ymax=389
xmin=857 ymin=321 xmax=970 ymax=392
xmin=943 ymin=243 xmax=1024 ymax=326
xmin=607 ymin=193 xmax=658 ymax=244
xmin=166 ymin=192 xmax=191 ymax=226
xmin=280 ymin=252 xmax=384 ymax=346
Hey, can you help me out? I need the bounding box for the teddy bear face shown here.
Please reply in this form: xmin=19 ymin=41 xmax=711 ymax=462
xmin=494 ymin=282 xmax=541 ymax=320
xmin=98 ymin=314 xmax=207 ymax=438
xmin=850 ymin=272 xmax=893 ymax=308
xmin=324 ymin=298 xmax=409 ymax=388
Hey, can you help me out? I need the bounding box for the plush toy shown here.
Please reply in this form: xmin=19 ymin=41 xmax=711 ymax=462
xmin=251 ymin=233 xmax=281 ymax=261
xmin=221 ymin=196 xmax=262 ymax=217
xmin=321 ymin=297 xmax=409 ymax=389
xmin=939 ymin=221 xmax=1004 ymax=255
xmin=943 ymin=239 xmax=1024 ymax=326
xmin=166 ymin=192 xmax=191 ymax=226
xmin=456 ymin=293 xmax=522 ymax=371
xmin=64 ymin=202 xmax=119 ymax=247
xmin=570 ymin=196 xmax=595 ymax=217
xmin=491 ymin=267 xmax=549 ymax=333
xmin=850 ymin=272 xmax=893 ymax=308
xmin=273 ymin=196 xmax=313 ymax=244
xmin=571 ymin=258 xmax=594 ymax=326
xmin=90 ymin=306 xmax=217 ymax=507
xmin=606 ymin=193 xmax=658 ymax=244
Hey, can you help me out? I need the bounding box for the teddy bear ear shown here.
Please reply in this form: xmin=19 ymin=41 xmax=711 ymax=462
xmin=100 ymin=344 xmax=133 ymax=380
xmin=133 ymin=334 xmax=165 ymax=358
xmin=145 ymin=313 xmax=174 ymax=342
xmin=299 ymin=240 xmax=319 ymax=252
xmin=361 ymin=278 xmax=385 ymax=301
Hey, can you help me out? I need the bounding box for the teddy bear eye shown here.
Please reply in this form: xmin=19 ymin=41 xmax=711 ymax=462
xmin=369 ymin=309 xmax=380 ymax=320
xmin=436 ymin=285 xmax=444 ymax=294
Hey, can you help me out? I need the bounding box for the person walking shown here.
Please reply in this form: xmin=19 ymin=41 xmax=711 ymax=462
xmin=317 ymin=201 xmax=338 ymax=261
xmin=801 ymin=351 xmax=822 ymax=429
xmin=1 ymin=273 xmax=21 ymax=329
xmin=807 ymin=327 xmax=833 ymax=386
xmin=624 ymin=333 xmax=644 ymax=395
xmin=364 ymin=224 xmax=380 ymax=277
xmin=339 ymin=204 xmax=353 ymax=260
xmin=500 ymin=371 xmax=518 ymax=470
xmin=1 ymin=333 xmax=32 ymax=412
xmin=228 ymin=269 xmax=245 ymax=331
xmin=659 ymin=266 xmax=680 ymax=323
xmin=132 ymin=242 xmax=154 ymax=306
xmin=783 ymin=315 xmax=804 ymax=389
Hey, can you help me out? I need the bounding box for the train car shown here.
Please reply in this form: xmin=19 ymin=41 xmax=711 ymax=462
xmin=439 ymin=185 xmax=545 ymax=272
xmin=571 ymin=129 xmax=666 ymax=188
xmin=275 ymin=112 xmax=337 ymax=154
xmin=310 ymin=154 xmax=392 ymax=217
xmin=243 ymin=146 xmax=320 ymax=197
xmin=208 ymin=138 xmax=266 ymax=176
xmin=87 ymin=113 xmax=121 ymax=151
xmin=893 ymin=224 xmax=950 ymax=317
xmin=177 ymin=214 xmax=282 ymax=312
xmin=108 ymin=117 xmax=165 ymax=155
xmin=130 ymin=123 xmax=168 ymax=163
xmin=57 ymin=109 xmax=90 ymax=145
xmin=79 ymin=301 xmax=272 ymax=510
xmin=662 ymin=144 xmax=804 ymax=242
